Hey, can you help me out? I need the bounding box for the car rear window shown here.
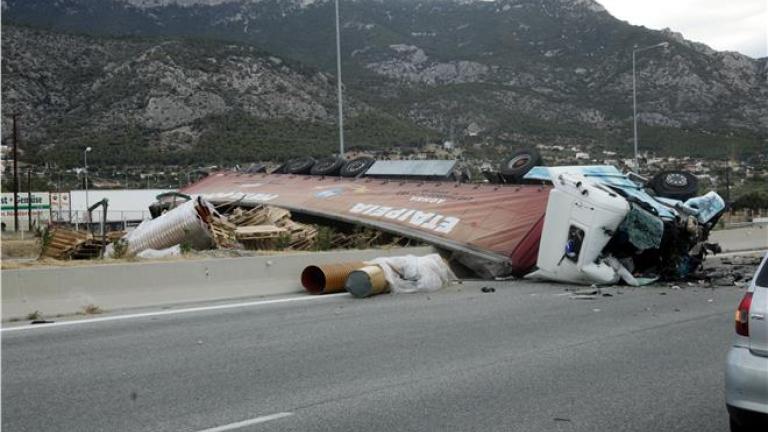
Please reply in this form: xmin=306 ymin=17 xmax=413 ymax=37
xmin=757 ymin=257 xmax=768 ymax=287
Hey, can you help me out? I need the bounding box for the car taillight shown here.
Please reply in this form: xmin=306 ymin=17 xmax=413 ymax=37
xmin=735 ymin=292 xmax=753 ymax=336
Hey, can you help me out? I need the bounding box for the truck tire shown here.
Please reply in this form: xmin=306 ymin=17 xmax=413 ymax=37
xmin=285 ymin=157 xmax=316 ymax=174
xmin=650 ymin=170 xmax=698 ymax=201
xmin=244 ymin=163 xmax=267 ymax=174
xmin=341 ymin=157 xmax=375 ymax=177
xmin=500 ymin=149 xmax=543 ymax=183
xmin=310 ymin=157 xmax=346 ymax=176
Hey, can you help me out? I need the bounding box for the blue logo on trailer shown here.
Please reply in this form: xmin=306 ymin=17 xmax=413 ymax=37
xmin=314 ymin=188 xmax=344 ymax=199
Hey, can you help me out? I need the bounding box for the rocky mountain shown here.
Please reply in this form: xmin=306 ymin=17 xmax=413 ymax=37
xmin=1 ymin=25 xmax=433 ymax=166
xmin=2 ymin=0 xmax=767 ymax=165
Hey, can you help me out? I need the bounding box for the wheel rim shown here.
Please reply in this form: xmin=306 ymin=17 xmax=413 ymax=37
xmin=665 ymin=173 xmax=688 ymax=188
xmin=508 ymin=155 xmax=530 ymax=169
xmin=347 ymin=160 xmax=367 ymax=171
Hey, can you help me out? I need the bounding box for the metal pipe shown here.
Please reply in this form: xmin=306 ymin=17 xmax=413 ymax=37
xmin=301 ymin=261 xmax=365 ymax=294
xmin=345 ymin=265 xmax=389 ymax=298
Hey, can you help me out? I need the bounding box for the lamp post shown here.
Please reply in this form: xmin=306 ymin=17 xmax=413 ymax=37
xmin=632 ymin=41 xmax=669 ymax=170
xmin=84 ymin=147 xmax=92 ymax=219
xmin=334 ymin=0 xmax=345 ymax=158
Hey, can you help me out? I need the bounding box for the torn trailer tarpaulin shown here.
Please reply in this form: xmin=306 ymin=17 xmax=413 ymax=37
xmin=180 ymin=172 xmax=551 ymax=275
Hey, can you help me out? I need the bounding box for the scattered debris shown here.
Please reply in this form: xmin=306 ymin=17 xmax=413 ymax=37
xmin=369 ymin=254 xmax=456 ymax=294
xmin=120 ymin=197 xmax=215 ymax=256
xmin=345 ymin=265 xmax=389 ymax=298
xmin=40 ymin=229 xmax=115 ymax=260
xmin=302 ymin=261 xmax=366 ymax=294
xmin=81 ymin=304 xmax=104 ymax=315
xmin=302 ymin=254 xmax=455 ymax=298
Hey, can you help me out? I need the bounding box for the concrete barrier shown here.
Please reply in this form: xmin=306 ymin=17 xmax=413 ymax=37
xmin=1 ymin=246 xmax=435 ymax=320
xmin=709 ymin=225 xmax=768 ymax=252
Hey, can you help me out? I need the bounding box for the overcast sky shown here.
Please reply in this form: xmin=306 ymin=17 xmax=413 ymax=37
xmin=597 ymin=0 xmax=767 ymax=58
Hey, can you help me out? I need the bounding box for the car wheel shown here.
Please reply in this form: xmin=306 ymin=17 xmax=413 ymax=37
xmin=284 ymin=157 xmax=316 ymax=174
xmin=244 ymin=163 xmax=267 ymax=174
xmin=270 ymin=163 xmax=286 ymax=174
xmin=650 ymin=170 xmax=698 ymax=201
xmin=340 ymin=157 xmax=375 ymax=177
xmin=729 ymin=416 xmax=747 ymax=432
xmin=500 ymin=149 xmax=543 ymax=183
xmin=310 ymin=156 xmax=346 ymax=176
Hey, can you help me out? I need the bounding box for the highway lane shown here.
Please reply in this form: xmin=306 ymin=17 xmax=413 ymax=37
xmin=2 ymin=281 xmax=744 ymax=431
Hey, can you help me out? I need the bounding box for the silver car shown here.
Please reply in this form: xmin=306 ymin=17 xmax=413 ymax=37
xmin=726 ymin=252 xmax=768 ymax=431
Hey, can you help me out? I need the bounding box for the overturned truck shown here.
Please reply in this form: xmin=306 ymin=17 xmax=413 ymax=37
xmin=178 ymin=163 xmax=724 ymax=285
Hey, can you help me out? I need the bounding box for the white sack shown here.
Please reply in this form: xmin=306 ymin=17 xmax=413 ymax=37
xmin=136 ymin=245 xmax=182 ymax=259
xmin=368 ymin=254 xmax=456 ymax=294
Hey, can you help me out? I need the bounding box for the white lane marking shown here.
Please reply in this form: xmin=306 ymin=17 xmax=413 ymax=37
xmin=1 ymin=294 xmax=348 ymax=333
xmin=196 ymin=412 xmax=293 ymax=432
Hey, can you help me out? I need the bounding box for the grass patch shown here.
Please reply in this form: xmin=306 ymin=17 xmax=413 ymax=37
xmin=82 ymin=304 xmax=104 ymax=315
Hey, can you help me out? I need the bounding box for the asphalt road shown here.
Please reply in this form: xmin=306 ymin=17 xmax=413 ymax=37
xmin=2 ymin=281 xmax=744 ymax=432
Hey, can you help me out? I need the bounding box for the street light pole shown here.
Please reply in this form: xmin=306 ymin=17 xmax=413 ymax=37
xmin=334 ymin=0 xmax=345 ymax=158
xmin=632 ymin=41 xmax=669 ymax=170
xmin=11 ymin=113 xmax=20 ymax=232
xmin=632 ymin=49 xmax=638 ymax=170
xmin=84 ymin=147 xmax=92 ymax=219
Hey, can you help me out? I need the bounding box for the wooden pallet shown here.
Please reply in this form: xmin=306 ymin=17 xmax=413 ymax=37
xmin=228 ymin=206 xmax=268 ymax=226
xmin=42 ymin=229 xmax=90 ymax=259
xmin=209 ymin=216 xmax=238 ymax=248
xmin=70 ymin=239 xmax=108 ymax=259
xmin=234 ymin=225 xmax=287 ymax=240
xmin=266 ymin=207 xmax=291 ymax=226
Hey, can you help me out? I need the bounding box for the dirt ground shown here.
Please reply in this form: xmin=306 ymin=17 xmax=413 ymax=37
xmin=1 ymin=239 xmax=41 ymax=260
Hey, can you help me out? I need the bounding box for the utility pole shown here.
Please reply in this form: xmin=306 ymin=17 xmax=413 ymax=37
xmin=632 ymin=42 xmax=668 ymax=170
xmin=724 ymin=159 xmax=731 ymax=209
xmin=334 ymin=0 xmax=345 ymax=158
xmin=11 ymin=113 xmax=20 ymax=232
xmin=27 ymin=169 xmax=32 ymax=231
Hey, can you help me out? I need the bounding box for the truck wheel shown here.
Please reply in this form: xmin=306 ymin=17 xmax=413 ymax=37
xmin=651 ymin=170 xmax=698 ymax=201
xmin=310 ymin=157 xmax=346 ymax=176
xmin=500 ymin=149 xmax=543 ymax=183
xmin=285 ymin=157 xmax=316 ymax=174
xmin=341 ymin=157 xmax=375 ymax=177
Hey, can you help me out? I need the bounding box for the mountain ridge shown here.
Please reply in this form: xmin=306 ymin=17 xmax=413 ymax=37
xmin=2 ymin=0 xmax=766 ymax=166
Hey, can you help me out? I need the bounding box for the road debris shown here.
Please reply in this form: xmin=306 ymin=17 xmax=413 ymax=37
xmin=120 ymin=197 xmax=215 ymax=256
xmin=345 ymin=265 xmax=389 ymax=298
xmin=368 ymin=254 xmax=456 ymax=294
xmin=41 ymin=228 xmax=121 ymax=260
xmin=302 ymin=261 xmax=366 ymax=294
